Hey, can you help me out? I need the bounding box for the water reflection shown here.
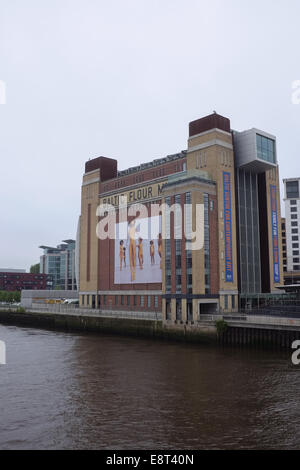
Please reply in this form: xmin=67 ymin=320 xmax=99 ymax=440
xmin=0 ymin=324 xmax=299 ymax=449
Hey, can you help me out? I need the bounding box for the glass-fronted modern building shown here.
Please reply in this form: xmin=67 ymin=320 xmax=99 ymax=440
xmin=39 ymin=240 xmax=77 ymax=290
xmin=233 ymin=128 xmax=279 ymax=302
xmin=233 ymin=128 xmax=280 ymax=296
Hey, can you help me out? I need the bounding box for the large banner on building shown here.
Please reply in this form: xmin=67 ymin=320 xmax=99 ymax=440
xmin=114 ymin=215 xmax=162 ymax=284
xmin=270 ymin=185 xmax=280 ymax=284
xmin=223 ymin=172 xmax=233 ymax=283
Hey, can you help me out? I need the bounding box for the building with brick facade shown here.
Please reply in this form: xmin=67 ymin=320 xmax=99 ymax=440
xmin=0 ymin=269 xmax=52 ymax=292
xmin=78 ymin=112 xmax=284 ymax=321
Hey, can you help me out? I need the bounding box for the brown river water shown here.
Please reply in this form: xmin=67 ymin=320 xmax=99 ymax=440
xmin=0 ymin=324 xmax=299 ymax=450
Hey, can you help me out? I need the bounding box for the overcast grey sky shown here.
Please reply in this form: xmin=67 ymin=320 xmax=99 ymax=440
xmin=0 ymin=0 xmax=299 ymax=270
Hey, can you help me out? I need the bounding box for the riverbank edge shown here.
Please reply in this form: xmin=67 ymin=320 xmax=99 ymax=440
xmin=0 ymin=310 xmax=217 ymax=344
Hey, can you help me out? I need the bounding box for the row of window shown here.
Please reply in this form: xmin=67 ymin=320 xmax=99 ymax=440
xmin=175 ymin=195 xmax=182 ymax=294
xmin=0 ymin=274 xmax=46 ymax=279
xmin=103 ymin=161 xmax=187 ymax=192
xmin=81 ymin=294 xmax=159 ymax=308
xmin=204 ymin=194 xmax=210 ymax=294
xmin=165 ymin=192 xmax=197 ymax=295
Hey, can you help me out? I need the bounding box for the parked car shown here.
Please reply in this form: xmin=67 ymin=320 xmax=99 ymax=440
xmin=63 ymin=299 xmax=79 ymax=305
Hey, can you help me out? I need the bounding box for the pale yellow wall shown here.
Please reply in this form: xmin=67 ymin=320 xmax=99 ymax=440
xmin=191 ymin=190 xmax=205 ymax=295
xmin=187 ymin=129 xmax=233 ymax=148
xmin=79 ymin=170 xmax=100 ymax=301
xmin=170 ymin=298 xmax=176 ymax=321
xmin=181 ymin=298 xmax=187 ymax=322
xmin=187 ymin=131 xmax=239 ymax=299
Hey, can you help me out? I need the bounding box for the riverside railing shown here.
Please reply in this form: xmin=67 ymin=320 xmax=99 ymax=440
xmin=198 ymin=313 xmax=300 ymax=329
xmin=28 ymin=303 xmax=162 ymax=321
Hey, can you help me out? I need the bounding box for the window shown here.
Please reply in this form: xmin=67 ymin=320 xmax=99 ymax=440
xmin=154 ymin=296 xmax=158 ymax=308
xmin=121 ymin=295 xmax=124 ymax=305
xmin=292 ymin=222 xmax=298 ymax=227
xmin=256 ymin=134 xmax=276 ymax=163
xmin=293 ymin=243 xmax=299 ymax=249
xmin=115 ymin=295 xmax=118 ymax=305
xmin=133 ymin=296 xmax=137 ymax=306
xmin=103 ymin=295 xmax=106 ymax=305
xmin=147 ymin=296 xmax=151 ymax=308
xmin=290 ymin=200 xmax=297 ymax=205
xmin=286 ymin=181 xmax=299 ymax=199
xmin=140 ymin=295 xmax=144 ymax=307
xmin=224 ymin=295 xmax=228 ymax=310
xmin=291 ymin=214 xmax=298 ymax=220
xmin=82 ymin=295 xmax=85 ymax=305
xmin=293 ymin=258 xmax=300 ymax=263
xmin=292 ymin=229 xmax=298 ymax=234
xmin=127 ymin=295 xmax=130 ymax=306
xmin=87 ymin=295 xmax=90 ymax=306
xmin=291 ymin=207 xmax=297 ymax=213
xmin=175 ymin=253 xmax=181 ymax=269
xmin=292 ymin=236 xmax=299 ymax=241
xmin=293 ymin=251 xmax=299 ymax=256
xmin=232 ymin=295 xmax=235 ymax=310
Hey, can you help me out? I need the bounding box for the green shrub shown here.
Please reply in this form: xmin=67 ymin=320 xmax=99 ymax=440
xmin=0 ymin=291 xmax=21 ymax=303
xmin=16 ymin=307 xmax=26 ymax=314
xmin=216 ymin=319 xmax=228 ymax=335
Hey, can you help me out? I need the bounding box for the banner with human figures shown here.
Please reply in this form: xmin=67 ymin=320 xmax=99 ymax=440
xmin=114 ymin=215 xmax=162 ymax=284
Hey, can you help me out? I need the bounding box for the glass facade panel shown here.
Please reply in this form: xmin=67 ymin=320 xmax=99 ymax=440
xmin=256 ymin=134 xmax=276 ymax=164
xmin=237 ymin=169 xmax=261 ymax=294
